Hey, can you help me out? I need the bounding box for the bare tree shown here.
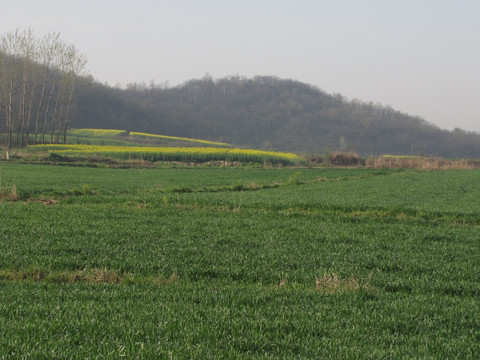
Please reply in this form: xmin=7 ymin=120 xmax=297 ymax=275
xmin=22 ymin=29 xmax=40 ymax=146
xmin=32 ymin=32 xmax=61 ymax=144
xmin=0 ymin=28 xmax=87 ymax=148
xmin=0 ymin=30 xmax=22 ymax=149
xmin=41 ymin=43 xmax=64 ymax=143
xmin=50 ymin=52 xmax=67 ymax=143
xmin=14 ymin=28 xmax=37 ymax=147
xmin=61 ymin=44 xmax=87 ymax=144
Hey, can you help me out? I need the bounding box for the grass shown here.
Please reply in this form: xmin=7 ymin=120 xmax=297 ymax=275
xmin=67 ymin=128 xmax=128 ymax=138
xmin=67 ymin=128 xmax=231 ymax=148
xmin=0 ymin=168 xmax=18 ymax=201
xmin=0 ymin=183 xmax=18 ymax=201
xmin=0 ymin=162 xmax=479 ymax=358
xmin=129 ymin=131 xmax=230 ymax=147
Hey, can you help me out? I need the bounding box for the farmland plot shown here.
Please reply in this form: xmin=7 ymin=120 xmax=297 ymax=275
xmin=0 ymin=163 xmax=479 ymax=358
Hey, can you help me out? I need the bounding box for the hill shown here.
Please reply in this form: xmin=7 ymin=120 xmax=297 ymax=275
xmin=2 ymin=28 xmax=479 ymax=157
xmin=68 ymin=75 xmax=480 ymax=158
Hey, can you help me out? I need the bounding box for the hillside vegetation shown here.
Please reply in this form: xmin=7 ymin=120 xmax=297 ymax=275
xmin=70 ymin=75 xmax=480 ymax=158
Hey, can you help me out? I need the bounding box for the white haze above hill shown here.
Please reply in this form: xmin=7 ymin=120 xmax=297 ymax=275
xmin=1 ymin=0 xmax=479 ymax=133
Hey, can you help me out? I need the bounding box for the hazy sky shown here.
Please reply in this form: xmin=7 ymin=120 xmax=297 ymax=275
xmin=1 ymin=0 xmax=479 ymax=132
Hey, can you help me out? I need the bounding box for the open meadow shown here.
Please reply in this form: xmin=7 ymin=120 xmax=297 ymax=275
xmin=0 ymin=162 xmax=479 ymax=358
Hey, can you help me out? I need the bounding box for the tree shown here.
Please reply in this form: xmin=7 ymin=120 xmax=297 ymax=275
xmin=60 ymin=44 xmax=87 ymax=144
xmin=0 ymin=29 xmax=22 ymax=149
xmin=33 ymin=32 xmax=61 ymax=144
xmin=0 ymin=28 xmax=87 ymax=149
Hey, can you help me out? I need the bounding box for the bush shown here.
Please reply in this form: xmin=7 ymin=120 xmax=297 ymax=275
xmin=303 ymin=154 xmax=325 ymax=165
xmin=329 ymin=151 xmax=362 ymax=166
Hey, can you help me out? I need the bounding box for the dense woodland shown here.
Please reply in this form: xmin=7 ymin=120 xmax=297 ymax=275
xmin=2 ymin=30 xmax=480 ymax=157
xmin=71 ymin=75 xmax=480 ymax=157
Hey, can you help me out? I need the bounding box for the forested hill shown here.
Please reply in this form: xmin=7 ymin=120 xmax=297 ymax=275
xmin=71 ymin=75 xmax=480 ymax=157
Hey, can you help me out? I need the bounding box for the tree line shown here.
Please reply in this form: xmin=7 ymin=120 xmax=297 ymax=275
xmin=0 ymin=28 xmax=86 ymax=149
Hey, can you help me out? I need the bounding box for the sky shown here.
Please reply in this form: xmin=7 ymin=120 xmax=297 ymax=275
xmin=1 ymin=0 xmax=479 ymax=132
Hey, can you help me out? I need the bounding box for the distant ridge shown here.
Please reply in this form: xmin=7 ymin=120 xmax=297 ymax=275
xmin=71 ymin=75 xmax=480 ymax=158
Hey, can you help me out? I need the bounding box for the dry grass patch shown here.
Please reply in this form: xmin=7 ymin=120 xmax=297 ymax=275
xmin=0 ymin=267 xmax=180 ymax=286
xmin=367 ymin=156 xmax=478 ymax=170
xmin=315 ymin=272 xmax=375 ymax=294
xmin=23 ymin=198 xmax=58 ymax=205
xmin=0 ymin=184 xmax=19 ymax=202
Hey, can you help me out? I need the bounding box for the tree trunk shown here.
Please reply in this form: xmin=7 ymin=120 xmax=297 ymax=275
xmin=33 ymin=67 xmax=49 ymax=144
xmin=50 ymin=76 xmax=64 ymax=143
xmin=25 ymin=61 xmax=38 ymax=146
xmin=42 ymin=73 xmax=57 ymax=143
xmin=62 ymin=75 xmax=76 ymax=143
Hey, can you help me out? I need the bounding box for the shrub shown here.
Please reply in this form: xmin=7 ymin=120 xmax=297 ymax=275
xmin=329 ymin=151 xmax=362 ymax=166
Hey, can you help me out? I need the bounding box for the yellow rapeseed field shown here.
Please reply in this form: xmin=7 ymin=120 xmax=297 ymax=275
xmin=28 ymin=144 xmax=303 ymax=165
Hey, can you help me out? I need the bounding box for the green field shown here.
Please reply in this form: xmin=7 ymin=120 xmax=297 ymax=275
xmin=0 ymin=163 xmax=479 ymax=358
xmin=67 ymin=128 xmax=230 ymax=147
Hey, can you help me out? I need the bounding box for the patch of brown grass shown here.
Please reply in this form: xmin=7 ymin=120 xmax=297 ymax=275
xmin=366 ymin=156 xmax=477 ymax=170
xmin=155 ymin=272 xmax=179 ymax=285
xmin=0 ymin=267 xmax=180 ymax=286
xmin=315 ymin=272 xmax=375 ymax=294
xmin=0 ymin=184 xmax=19 ymax=202
xmin=86 ymin=268 xmax=121 ymax=283
xmin=23 ymin=198 xmax=58 ymax=205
